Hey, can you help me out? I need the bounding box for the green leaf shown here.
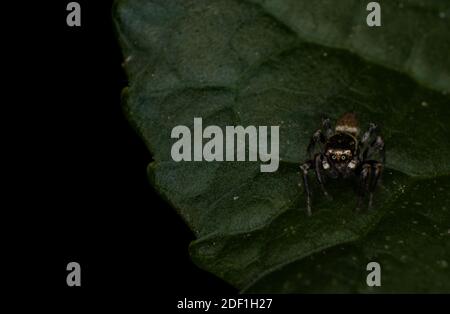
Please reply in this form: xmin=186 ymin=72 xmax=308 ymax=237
xmin=113 ymin=0 xmax=450 ymax=292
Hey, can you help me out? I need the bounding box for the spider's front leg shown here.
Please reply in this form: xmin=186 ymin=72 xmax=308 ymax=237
xmin=361 ymin=122 xmax=378 ymax=144
xmin=314 ymin=153 xmax=332 ymax=199
xmin=307 ymin=117 xmax=333 ymax=158
xmin=322 ymin=117 xmax=334 ymax=139
xmin=369 ymin=162 xmax=384 ymax=208
xmin=356 ymin=163 xmax=371 ymax=211
xmin=300 ymin=153 xmax=331 ymax=216
xmin=356 ymin=161 xmax=383 ymax=210
xmin=300 ymin=161 xmax=313 ymax=216
xmin=360 ymin=123 xmax=385 ymax=163
xmin=357 ymin=123 xmax=385 ymax=210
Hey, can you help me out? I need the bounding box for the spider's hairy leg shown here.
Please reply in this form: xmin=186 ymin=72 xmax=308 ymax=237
xmin=322 ymin=117 xmax=334 ymax=139
xmin=307 ymin=129 xmax=325 ymax=159
xmin=300 ymin=160 xmax=313 ymax=216
xmin=361 ymin=122 xmax=378 ymax=144
xmin=307 ymin=117 xmax=333 ymax=158
xmin=360 ymin=123 xmax=385 ymax=163
xmin=356 ymin=161 xmax=383 ymax=210
xmin=368 ymin=162 xmax=383 ymax=209
xmin=356 ymin=163 xmax=372 ymax=211
xmin=314 ymin=154 xmax=332 ymax=200
xmin=374 ymin=136 xmax=386 ymax=164
xmin=363 ymin=136 xmax=385 ymax=166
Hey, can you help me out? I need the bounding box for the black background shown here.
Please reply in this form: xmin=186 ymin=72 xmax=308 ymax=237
xmin=22 ymin=0 xmax=235 ymax=297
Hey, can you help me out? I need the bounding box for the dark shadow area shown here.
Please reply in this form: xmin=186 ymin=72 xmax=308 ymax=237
xmin=24 ymin=0 xmax=236 ymax=297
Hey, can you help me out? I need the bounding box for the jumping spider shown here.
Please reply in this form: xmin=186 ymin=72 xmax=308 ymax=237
xmin=300 ymin=112 xmax=385 ymax=216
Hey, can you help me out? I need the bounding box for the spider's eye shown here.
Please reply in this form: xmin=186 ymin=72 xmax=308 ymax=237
xmin=341 ymin=155 xmax=346 ymax=160
xmin=331 ymin=154 xmax=336 ymax=160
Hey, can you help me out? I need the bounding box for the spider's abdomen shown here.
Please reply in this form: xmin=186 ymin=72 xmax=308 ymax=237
xmin=335 ymin=112 xmax=360 ymax=136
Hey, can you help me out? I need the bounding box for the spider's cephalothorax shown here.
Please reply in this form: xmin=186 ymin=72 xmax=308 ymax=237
xmin=300 ymin=113 xmax=385 ymax=216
